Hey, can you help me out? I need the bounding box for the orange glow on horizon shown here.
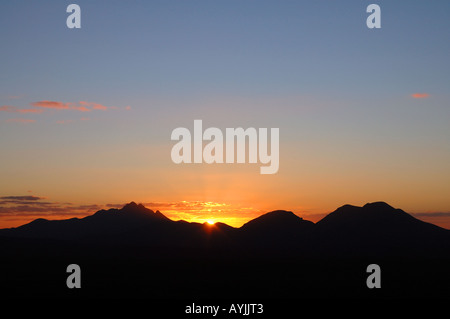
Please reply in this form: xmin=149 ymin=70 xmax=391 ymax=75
xmin=1 ymin=199 xmax=450 ymax=230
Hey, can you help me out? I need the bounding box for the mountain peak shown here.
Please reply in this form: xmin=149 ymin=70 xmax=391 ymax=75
xmin=326 ymin=202 xmax=396 ymax=219
xmin=241 ymin=210 xmax=313 ymax=232
xmin=242 ymin=210 xmax=301 ymax=225
xmin=124 ymin=201 xmax=138 ymax=207
xmin=363 ymin=201 xmax=394 ymax=210
xmin=117 ymin=202 xmax=175 ymax=223
xmin=90 ymin=201 xmax=167 ymax=221
xmin=123 ymin=201 xmax=144 ymax=210
xmin=316 ymin=201 xmax=450 ymax=241
xmin=121 ymin=201 xmax=153 ymax=214
xmin=319 ymin=202 xmax=398 ymax=224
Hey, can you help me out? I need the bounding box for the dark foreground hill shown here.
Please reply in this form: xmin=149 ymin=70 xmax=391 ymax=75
xmin=0 ymin=201 xmax=449 ymax=299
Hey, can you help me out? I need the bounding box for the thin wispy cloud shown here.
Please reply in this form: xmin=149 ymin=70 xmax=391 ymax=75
xmin=0 ymin=195 xmax=44 ymax=202
xmin=411 ymin=93 xmax=430 ymax=99
xmin=0 ymin=105 xmax=44 ymax=113
xmin=0 ymin=195 xmax=102 ymax=222
xmin=79 ymin=101 xmax=108 ymax=110
xmin=31 ymin=100 xmax=130 ymax=113
xmin=140 ymin=200 xmax=263 ymax=225
xmin=31 ymin=100 xmax=71 ymax=109
xmin=411 ymin=212 xmax=450 ymax=217
xmin=71 ymin=106 xmax=91 ymax=112
xmin=31 ymin=100 xmax=106 ymax=112
xmin=2 ymin=100 xmax=128 ymax=113
xmin=1 ymin=99 xmax=129 ymax=123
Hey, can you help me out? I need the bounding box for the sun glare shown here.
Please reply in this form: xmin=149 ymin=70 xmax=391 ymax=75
xmin=207 ymin=220 xmax=215 ymax=225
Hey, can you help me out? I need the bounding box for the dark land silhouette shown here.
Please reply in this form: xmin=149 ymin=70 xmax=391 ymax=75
xmin=0 ymin=201 xmax=449 ymax=299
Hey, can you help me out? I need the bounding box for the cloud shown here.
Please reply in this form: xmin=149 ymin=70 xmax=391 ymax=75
xmin=0 ymin=195 xmax=98 ymax=208
xmin=0 ymin=105 xmax=12 ymax=111
xmin=31 ymin=100 xmax=114 ymax=112
xmin=2 ymin=100 xmax=124 ymax=119
xmin=79 ymin=101 xmax=108 ymax=110
xmin=411 ymin=93 xmax=429 ymax=99
xmin=0 ymin=196 xmax=51 ymax=207
xmin=31 ymin=100 xmax=70 ymax=109
xmin=1 ymin=100 xmax=118 ymax=125
xmin=0 ymin=105 xmax=44 ymax=113
xmin=138 ymin=200 xmax=262 ymax=225
xmin=0 ymin=196 xmax=44 ymax=201
xmin=412 ymin=212 xmax=450 ymax=217
xmin=71 ymin=106 xmax=91 ymax=112
xmin=0 ymin=195 xmax=102 ymax=218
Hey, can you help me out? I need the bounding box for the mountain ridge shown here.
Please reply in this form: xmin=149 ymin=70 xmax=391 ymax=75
xmin=317 ymin=201 xmax=447 ymax=234
xmin=0 ymin=201 xmax=448 ymax=254
xmin=1 ymin=201 xmax=450 ymax=299
xmin=3 ymin=200 xmax=448 ymax=230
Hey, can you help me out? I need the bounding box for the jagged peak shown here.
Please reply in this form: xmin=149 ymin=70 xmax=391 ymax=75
xmin=121 ymin=201 xmax=152 ymax=212
xmin=123 ymin=201 xmax=143 ymax=209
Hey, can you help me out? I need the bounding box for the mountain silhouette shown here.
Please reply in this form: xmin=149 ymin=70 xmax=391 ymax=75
xmin=317 ymin=202 xmax=444 ymax=235
xmin=1 ymin=201 xmax=171 ymax=241
xmin=314 ymin=201 xmax=450 ymax=256
xmin=241 ymin=210 xmax=314 ymax=231
xmin=1 ymin=201 xmax=448 ymax=253
xmin=1 ymin=201 xmax=449 ymax=299
xmin=239 ymin=210 xmax=315 ymax=249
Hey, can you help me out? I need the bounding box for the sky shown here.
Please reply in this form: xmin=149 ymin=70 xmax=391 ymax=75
xmin=1 ymin=1 xmax=450 ymax=229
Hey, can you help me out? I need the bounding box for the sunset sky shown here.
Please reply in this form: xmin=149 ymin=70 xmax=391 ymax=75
xmin=1 ymin=1 xmax=450 ymax=229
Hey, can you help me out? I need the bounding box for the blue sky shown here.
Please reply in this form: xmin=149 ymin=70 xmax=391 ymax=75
xmin=2 ymin=1 xmax=449 ymax=98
